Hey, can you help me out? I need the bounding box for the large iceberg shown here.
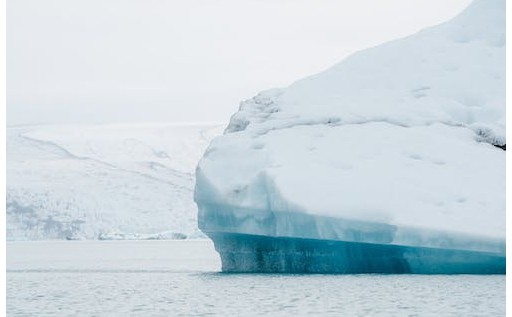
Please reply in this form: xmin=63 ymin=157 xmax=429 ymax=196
xmin=195 ymin=0 xmax=505 ymax=273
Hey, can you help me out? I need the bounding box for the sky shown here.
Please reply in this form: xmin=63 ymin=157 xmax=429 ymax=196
xmin=7 ymin=0 xmax=472 ymax=126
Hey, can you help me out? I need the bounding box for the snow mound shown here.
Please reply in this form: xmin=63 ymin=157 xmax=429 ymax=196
xmin=195 ymin=0 xmax=505 ymax=253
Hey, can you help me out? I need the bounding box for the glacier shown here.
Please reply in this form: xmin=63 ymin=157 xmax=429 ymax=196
xmin=195 ymin=0 xmax=506 ymax=273
xmin=7 ymin=123 xmax=223 ymax=240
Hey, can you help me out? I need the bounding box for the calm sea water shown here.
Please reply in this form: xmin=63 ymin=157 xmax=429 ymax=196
xmin=7 ymin=240 xmax=505 ymax=316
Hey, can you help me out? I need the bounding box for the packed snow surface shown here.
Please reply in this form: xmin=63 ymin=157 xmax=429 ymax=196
xmin=195 ymin=0 xmax=505 ymax=252
xmin=7 ymin=123 xmax=223 ymax=240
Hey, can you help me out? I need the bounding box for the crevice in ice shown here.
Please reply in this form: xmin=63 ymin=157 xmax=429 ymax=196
xmin=225 ymin=108 xmax=506 ymax=150
xmin=242 ymin=115 xmax=505 ymax=150
xmin=469 ymin=124 xmax=506 ymax=150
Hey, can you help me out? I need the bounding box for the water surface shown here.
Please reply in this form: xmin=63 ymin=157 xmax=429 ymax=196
xmin=7 ymin=240 xmax=505 ymax=316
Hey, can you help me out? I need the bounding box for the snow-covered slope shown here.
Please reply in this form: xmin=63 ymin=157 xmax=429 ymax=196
xmin=195 ymin=0 xmax=505 ymax=254
xmin=7 ymin=123 xmax=223 ymax=240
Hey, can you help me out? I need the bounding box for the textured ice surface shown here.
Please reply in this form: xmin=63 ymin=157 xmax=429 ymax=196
xmin=7 ymin=123 xmax=223 ymax=240
xmin=211 ymin=233 xmax=504 ymax=274
xmin=195 ymin=0 xmax=506 ymax=272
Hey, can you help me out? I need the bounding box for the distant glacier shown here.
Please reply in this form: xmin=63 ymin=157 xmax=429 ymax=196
xmin=7 ymin=122 xmax=223 ymax=240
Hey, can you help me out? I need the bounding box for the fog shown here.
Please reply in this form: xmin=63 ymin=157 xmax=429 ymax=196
xmin=7 ymin=0 xmax=471 ymax=125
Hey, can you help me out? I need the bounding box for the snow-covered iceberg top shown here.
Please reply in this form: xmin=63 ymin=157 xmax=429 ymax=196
xmin=195 ymin=0 xmax=505 ymax=251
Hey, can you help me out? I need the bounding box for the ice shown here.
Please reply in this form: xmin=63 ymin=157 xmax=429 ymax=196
xmin=195 ymin=0 xmax=505 ymax=273
xmin=7 ymin=122 xmax=223 ymax=240
xmin=211 ymin=233 xmax=504 ymax=274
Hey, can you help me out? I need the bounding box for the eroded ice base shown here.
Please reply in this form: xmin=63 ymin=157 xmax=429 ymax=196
xmin=198 ymin=204 xmax=505 ymax=253
xmin=208 ymin=233 xmax=505 ymax=274
xmin=199 ymin=204 xmax=505 ymax=274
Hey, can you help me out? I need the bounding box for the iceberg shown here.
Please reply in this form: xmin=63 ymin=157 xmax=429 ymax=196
xmin=195 ymin=0 xmax=505 ymax=273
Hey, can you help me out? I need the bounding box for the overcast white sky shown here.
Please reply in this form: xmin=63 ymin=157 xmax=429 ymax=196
xmin=7 ymin=0 xmax=472 ymax=125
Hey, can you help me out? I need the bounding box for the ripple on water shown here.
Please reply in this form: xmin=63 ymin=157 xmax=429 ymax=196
xmin=7 ymin=272 xmax=505 ymax=317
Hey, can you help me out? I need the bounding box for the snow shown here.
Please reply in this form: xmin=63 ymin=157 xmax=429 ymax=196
xmin=7 ymin=122 xmax=224 ymax=240
xmin=195 ymin=0 xmax=505 ymax=255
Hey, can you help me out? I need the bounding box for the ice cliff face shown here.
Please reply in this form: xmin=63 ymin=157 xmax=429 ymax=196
xmin=195 ymin=0 xmax=505 ymax=253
